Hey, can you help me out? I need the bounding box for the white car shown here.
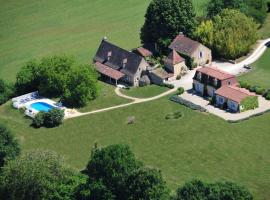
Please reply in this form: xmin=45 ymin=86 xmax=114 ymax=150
xmin=117 ymin=84 xmax=129 ymax=89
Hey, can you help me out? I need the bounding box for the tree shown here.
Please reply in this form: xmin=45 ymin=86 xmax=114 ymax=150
xmin=126 ymin=168 xmax=170 ymax=200
xmin=62 ymin=65 xmax=99 ymax=107
xmin=0 ymin=79 xmax=14 ymax=105
xmin=38 ymin=56 xmax=75 ymax=97
xmin=43 ymin=108 xmax=65 ymax=128
xmin=207 ymin=0 xmax=267 ymax=24
xmin=174 ymin=179 xmax=253 ymax=200
xmin=84 ymin=144 xmax=142 ymax=199
xmin=195 ymin=9 xmax=258 ymax=59
xmin=15 ymin=60 xmax=40 ymax=95
xmin=0 ymin=150 xmax=84 ymax=200
xmin=0 ymin=124 xmax=20 ymax=168
xmin=140 ymin=0 xmax=196 ymax=52
xmin=207 ymin=0 xmax=245 ymax=18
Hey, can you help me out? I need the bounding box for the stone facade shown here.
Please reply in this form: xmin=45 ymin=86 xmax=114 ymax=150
xmin=191 ymin=44 xmax=212 ymax=66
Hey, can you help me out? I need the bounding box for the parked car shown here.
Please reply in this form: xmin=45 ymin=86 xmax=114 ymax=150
xmin=117 ymin=84 xmax=129 ymax=89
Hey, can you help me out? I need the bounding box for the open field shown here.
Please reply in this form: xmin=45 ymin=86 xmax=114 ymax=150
xmin=0 ymin=97 xmax=270 ymax=199
xmin=121 ymin=85 xmax=169 ymax=98
xmin=238 ymin=48 xmax=270 ymax=89
xmin=0 ymin=0 xmax=208 ymax=82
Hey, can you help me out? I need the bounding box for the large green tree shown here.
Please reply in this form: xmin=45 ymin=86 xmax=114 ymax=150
xmin=140 ymin=0 xmax=196 ymax=51
xmin=0 ymin=150 xmax=85 ymax=200
xmin=15 ymin=55 xmax=99 ymax=107
xmin=62 ymin=65 xmax=99 ymax=107
xmin=0 ymin=124 xmax=20 ymax=168
xmin=77 ymin=144 xmax=170 ymax=200
xmin=207 ymin=0 xmax=267 ymax=24
xmin=194 ymin=9 xmax=258 ymax=59
xmin=175 ymin=179 xmax=253 ymax=200
xmin=0 ymin=79 xmax=14 ymax=105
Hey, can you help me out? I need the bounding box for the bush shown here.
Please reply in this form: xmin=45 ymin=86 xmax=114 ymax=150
xmin=176 ymin=87 xmax=185 ymax=95
xmin=265 ymin=92 xmax=270 ymax=100
xmin=32 ymin=111 xmax=46 ymax=128
xmin=162 ymin=83 xmax=174 ymax=89
xmin=32 ymin=109 xmax=64 ymax=128
xmin=239 ymin=81 xmax=248 ymax=88
xmin=255 ymin=87 xmax=265 ymax=95
xmin=241 ymin=96 xmax=259 ymax=112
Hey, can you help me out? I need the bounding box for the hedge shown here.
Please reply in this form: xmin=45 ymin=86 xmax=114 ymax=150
xmin=170 ymin=95 xmax=207 ymax=112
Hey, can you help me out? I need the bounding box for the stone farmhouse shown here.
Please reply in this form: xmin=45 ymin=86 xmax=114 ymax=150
xmin=94 ymin=38 xmax=149 ymax=87
xmin=169 ymin=33 xmax=212 ymax=67
xmin=193 ymin=67 xmax=257 ymax=112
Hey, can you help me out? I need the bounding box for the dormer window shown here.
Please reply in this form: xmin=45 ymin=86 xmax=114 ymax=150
xmin=123 ymin=58 xmax=127 ymax=68
xmin=197 ymin=72 xmax=202 ymax=80
xmin=107 ymin=51 xmax=112 ymax=60
xmin=214 ymin=78 xmax=218 ymax=86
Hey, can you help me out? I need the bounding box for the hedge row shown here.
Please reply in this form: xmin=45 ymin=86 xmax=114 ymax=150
xmin=239 ymin=81 xmax=270 ymax=100
xmin=170 ymin=95 xmax=207 ymax=112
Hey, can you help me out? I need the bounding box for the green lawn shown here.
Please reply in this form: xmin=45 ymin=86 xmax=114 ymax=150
xmin=238 ymin=48 xmax=270 ymax=89
xmin=259 ymin=14 xmax=270 ymax=39
xmin=121 ymin=85 xmax=169 ymax=98
xmin=1 ymin=97 xmax=270 ymax=199
xmin=78 ymin=81 xmax=131 ymax=112
xmin=0 ymin=0 xmax=208 ymax=82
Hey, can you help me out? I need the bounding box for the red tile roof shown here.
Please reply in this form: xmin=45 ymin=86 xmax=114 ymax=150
xmin=164 ymin=50 xmax=185 ymax=65
xmin=95 ymin=62 xmax=125 ymax=80
xmin=215 ymin=85 xmax=255 ymax=103
xmin=197 ymin=67 xmax=235 ymax=80
xmin=169 ymin=34 xmax=200 ymax=56
xmin=136 ymin=47 xmax=153 ymax=57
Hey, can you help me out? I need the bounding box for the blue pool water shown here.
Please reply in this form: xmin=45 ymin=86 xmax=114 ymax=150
xmin=30 ymin=102 xmax=55 ymax=112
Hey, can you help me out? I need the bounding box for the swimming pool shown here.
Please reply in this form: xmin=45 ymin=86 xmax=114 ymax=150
xmin=30 ymin=102 xmax=55 ymax=112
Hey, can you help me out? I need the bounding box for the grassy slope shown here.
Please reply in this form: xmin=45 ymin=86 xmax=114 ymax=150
xmin=259 ymin=14 xmax=270 ymax=39
xmin=1 ymin=98 xmax=270 ymax=199
xmin=0 ymin=0 xmax=209 ymax=82
xmin=121 ymin=85 xmax=169 ymax=98
xmin=238 ymin=48 xmax=270 ymax=88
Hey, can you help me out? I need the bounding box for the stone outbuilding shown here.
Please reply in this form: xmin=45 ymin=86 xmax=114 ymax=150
xmin=169 ymin=33 xmax=212 ymax=67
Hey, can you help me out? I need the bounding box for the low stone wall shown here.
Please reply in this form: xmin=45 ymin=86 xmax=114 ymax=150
xmin=170 ymin=95 xmax=207 ymax=112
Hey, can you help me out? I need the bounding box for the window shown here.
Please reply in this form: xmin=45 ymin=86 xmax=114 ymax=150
xmin=219 ymin=97 xmax=224 ymax=104
xmin=228 ymin=81 xmax=231 ymax=85
xmin=199 ymin=51 xmax=203 ymax=58
xmin=107 ymin=51 xmax=112 ymax=60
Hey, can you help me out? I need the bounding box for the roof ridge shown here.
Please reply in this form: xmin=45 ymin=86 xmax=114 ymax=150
xmin=227 ymin=85 xmax=253 ymax=95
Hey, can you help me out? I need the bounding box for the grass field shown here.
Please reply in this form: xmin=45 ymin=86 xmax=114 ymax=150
xmin=121 ymin=85 xmax=169 ymax=98
xmin=78 ymin=82 xmax=131 ymax=112
xmin=0 ymin=0 xmax=209 ymax=82
xmin=238 ymin=48 xmax=270 ymax=89
xmin=1 ymin=97 xmax=270 ymax=199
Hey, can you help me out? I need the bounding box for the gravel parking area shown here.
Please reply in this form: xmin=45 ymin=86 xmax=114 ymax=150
xmin=180 ymin=92 xmax=270 ymax=122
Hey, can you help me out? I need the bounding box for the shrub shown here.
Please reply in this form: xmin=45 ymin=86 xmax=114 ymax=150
xmin=43 ymin=109 xmax=65 ymax=128
xmin=266 ymin=93 xmax=270 ymax=100
xmin=165 ymin=111 xmax=183 ymax=120
xmin=255 ymin=87 xmax=265 ymax=95
xmin=239 ymin=81 xmax=248 ymax=88
xmin=32 ymin=109 xmax=64 ymax=128
xmin=170 ymin=96 xmax=207 ymax=112
xmin=209 ymin=95 xmax=216 ymax=105
xmin=241 ymin=96 xmax=259 ymax=112
xmin=127 ymin=116 xmax=135 ymax=125
xmin=249 ymin=85 xmax=258 ymax=93
xmin=176 ymin=87 xmax=185 ymax=95
xmin=32 ymin=111 xmax=46 ymax=128
xmin=162 ymin=83 xmax=174 ymax=89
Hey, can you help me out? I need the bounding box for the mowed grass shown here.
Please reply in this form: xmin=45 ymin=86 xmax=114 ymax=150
xmin=0 ymin=0 xmax=209 ymax=82
xmin=0 ymin=98 xmax=270 ymax=199
xmin=78 ymin=81 xmax=131 ymax=112
xmin=121 ymin=85 xmax=169 ymax=98
xmin=259 ymin=14 xmax=270 ymax=39
xmin=238 ymin=48 xmax=270 ymax=89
